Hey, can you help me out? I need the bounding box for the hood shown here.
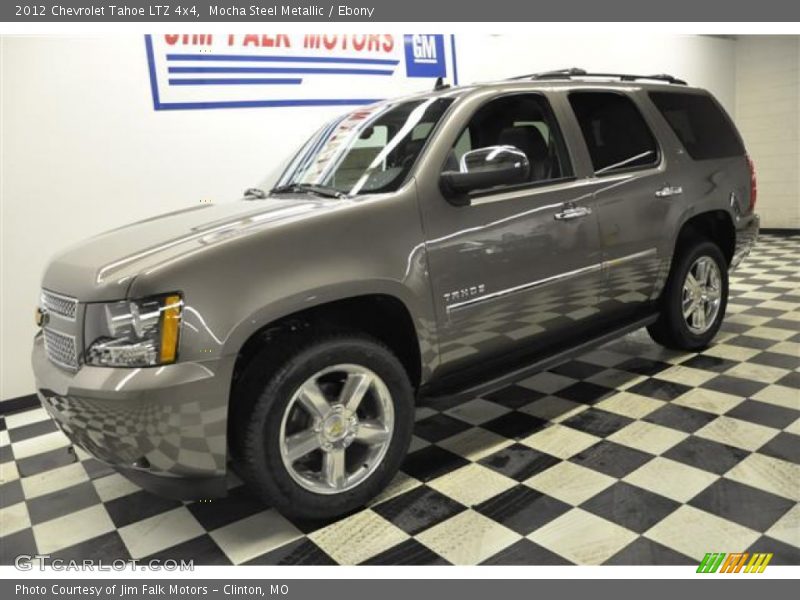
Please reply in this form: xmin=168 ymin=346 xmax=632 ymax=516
xmin=41 ymin=197 xmax=330 ymax=301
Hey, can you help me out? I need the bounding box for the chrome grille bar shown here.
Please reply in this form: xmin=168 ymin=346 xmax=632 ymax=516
xmin=41 ymin=289 xmax=78 ymax=321
xmin=43 ymin=328 xmax=79 ymax=371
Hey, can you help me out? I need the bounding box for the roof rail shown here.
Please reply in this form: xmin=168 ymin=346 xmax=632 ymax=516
xmin=511 ymin=68 xmax=687 ymax=85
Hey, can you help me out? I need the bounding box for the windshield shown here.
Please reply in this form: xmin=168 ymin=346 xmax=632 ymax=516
xmin=268 ymin=97 xmax=453 ymax=197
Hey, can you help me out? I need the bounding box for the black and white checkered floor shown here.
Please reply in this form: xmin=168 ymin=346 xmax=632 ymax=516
xmin=1 ymin=234 xmax=798 ymax=566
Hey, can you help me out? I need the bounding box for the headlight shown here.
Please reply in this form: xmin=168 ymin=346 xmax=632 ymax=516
xmin=85 ymin=293 xmax=183 ymax=367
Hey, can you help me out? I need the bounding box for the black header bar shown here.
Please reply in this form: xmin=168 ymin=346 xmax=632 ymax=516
xmin=2 ymin=0 xmax=800 ymax=22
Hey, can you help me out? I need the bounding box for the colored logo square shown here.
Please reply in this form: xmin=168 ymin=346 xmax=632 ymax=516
xmin=404 ymin=34 xmax=446 ymax=78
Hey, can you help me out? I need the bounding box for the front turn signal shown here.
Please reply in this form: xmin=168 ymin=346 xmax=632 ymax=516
xmin=159 ymin=294 xmax=183 ymax=364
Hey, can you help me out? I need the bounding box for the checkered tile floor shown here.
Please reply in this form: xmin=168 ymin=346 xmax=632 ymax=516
xmin=2 ymin=235 xmax=798 ymax=566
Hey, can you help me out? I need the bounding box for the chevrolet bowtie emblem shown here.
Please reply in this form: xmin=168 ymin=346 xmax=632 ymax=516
xmin=35 ymin=307 xmax=49 ymax=328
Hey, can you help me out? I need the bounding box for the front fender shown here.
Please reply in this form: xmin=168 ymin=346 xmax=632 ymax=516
xmin=220 ymin=280 xmax=437 ymax=379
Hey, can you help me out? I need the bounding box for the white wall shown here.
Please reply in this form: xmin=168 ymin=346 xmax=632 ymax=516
xmin=0 ymin=33 xmax=756 ymax=399
xmin=735 ymin=35 xmax=800 ymax=230
xmin=1 ymin=35 xmax=350 ymax=400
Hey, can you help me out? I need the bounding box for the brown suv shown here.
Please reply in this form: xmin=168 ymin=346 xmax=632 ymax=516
xmin=32 ymin=68 xmax=759 ymax=518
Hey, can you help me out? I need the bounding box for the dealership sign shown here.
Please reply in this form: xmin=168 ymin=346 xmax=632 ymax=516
xmin=144 ymin=33 xmax=458 ymax=110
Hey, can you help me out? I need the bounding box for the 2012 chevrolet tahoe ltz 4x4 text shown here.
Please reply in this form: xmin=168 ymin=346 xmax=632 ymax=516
xmin=32 ymin=69 xmax=759 ymax=518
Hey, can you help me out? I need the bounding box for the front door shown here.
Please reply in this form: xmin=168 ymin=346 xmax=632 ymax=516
xmin=417 ymin=92 xmax=605 ymax=375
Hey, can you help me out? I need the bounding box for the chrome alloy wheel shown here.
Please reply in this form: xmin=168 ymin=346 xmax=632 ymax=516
xmin=682 ymin=256 xmax=722 ymax=335
xmin=278 ymin=364 xmax=395 ymax=494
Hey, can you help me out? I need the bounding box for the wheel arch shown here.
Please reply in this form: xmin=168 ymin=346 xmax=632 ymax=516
xmin=226 ymin=290 xmax=424 ymax=400
xmin=224 ymin=290 xmax=426 ymax=461
xmin=673 ymin=209 xmax=736 ymax=266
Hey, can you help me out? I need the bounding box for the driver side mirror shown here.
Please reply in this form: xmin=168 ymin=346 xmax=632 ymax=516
xmin=440 ymin=145 xmax=531 ymax=204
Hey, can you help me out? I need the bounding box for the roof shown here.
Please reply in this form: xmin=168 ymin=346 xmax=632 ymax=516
xmin=362 ymin=68 xmax=704 ymax=110
xmin=394 ymin=69 xmax=704 ymax=104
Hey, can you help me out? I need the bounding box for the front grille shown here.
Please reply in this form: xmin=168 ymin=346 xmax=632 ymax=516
xmin=43 ymin=328 xmax=79 ymax=371
xmin=42 ymin=289 xmax=78 ymax=320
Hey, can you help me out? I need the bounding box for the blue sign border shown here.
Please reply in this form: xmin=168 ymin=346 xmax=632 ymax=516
xmin=145 ymin=34 xmax=459 ymax=111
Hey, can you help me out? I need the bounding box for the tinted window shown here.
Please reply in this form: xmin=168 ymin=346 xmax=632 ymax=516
xmin=650 ymin=92 xmax=744 ymax=160
xmin=569 ymin=92 xmax=658 ymax=174
xmin=446 ymin=94 xmax=572 ymax=185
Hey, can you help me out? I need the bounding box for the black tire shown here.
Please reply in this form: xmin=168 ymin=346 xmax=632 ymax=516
xmin=647 ymin=239 xmax=729 ymax=351
xmin=232 ymin=333 xmax=414 ymax=519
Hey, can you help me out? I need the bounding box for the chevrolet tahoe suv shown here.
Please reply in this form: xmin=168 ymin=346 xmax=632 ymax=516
xmin=32 ymin=69 xmax=759 ymax=518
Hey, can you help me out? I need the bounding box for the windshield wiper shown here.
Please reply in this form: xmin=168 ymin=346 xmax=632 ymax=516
xmin=270 ymin=183 xmax=346 ymax=199
xmin=243 ymin=187 xmax=267 ymax=199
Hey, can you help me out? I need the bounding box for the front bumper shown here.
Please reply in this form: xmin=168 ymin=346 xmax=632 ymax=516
xmin=32 ymin=334 xmax=233 ymax=499
xmin=731 ymin=213 xmax=760 ymax=270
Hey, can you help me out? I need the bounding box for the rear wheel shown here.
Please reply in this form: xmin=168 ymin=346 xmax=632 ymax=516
xmin=233 ymin=334 xmax=414 ymax=518
xmin=647 ymin=239 xmax=728 ymax=350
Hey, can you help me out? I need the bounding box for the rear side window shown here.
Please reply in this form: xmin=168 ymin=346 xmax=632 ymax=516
xmin=569 ymin=92 xmax=658 ymax=174
xmin=649 ymin=92 xmax=744 ymax=160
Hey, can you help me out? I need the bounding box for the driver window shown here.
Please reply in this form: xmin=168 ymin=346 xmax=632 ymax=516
xmin=445 ymin=94 xmax=572 ymax=184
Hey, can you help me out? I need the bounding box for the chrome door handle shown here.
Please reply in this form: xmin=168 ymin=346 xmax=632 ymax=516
xmin=554 ymin=206 xmax=592 ymax=221
xmin=655 ymin=185 xmax=683 ymax=198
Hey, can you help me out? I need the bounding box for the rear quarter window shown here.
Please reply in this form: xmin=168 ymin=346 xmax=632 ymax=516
xmin=649 ymin=91 xmax=744 ymax=160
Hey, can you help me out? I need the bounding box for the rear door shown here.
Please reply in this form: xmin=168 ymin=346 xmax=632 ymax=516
xmin=565 ymin=90 xmax=674 ymax=317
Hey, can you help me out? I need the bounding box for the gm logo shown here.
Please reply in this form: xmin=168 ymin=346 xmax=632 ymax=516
xmin=404 ymin=34 xmax=446 ymax=78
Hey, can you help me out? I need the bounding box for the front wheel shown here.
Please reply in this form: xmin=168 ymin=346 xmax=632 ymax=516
xmin=234 ymin=334 xmax=414 ymax=519
xmin=647 ymin=240 xmax=729 ymax=351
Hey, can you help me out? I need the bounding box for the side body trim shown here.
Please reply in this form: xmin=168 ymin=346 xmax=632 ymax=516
xmin=446 ymin=247 xmax=657 ymax=314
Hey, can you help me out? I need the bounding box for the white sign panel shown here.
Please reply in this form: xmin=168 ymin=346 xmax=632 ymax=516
xmin=145 ymin=33 xmax=459 ymax=110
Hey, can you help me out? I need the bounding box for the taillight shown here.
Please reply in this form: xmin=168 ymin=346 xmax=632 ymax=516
xmin=747 ymin=154 xmax=757 ymax=212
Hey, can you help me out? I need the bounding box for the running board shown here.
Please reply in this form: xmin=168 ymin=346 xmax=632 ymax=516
xmin=421 ymin=313 xmax=659 ymax=404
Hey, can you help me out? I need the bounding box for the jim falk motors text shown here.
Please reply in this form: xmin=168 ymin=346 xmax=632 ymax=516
xmin=209 ymin=4 xmax=376 ymax=17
